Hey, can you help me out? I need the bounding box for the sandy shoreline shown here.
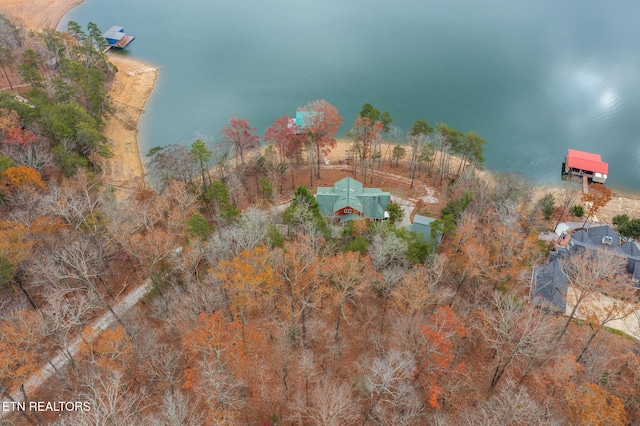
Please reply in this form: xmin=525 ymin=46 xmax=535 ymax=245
xmin=100 ymin=56 xmax=156 ymax=187
xmin=0 ymin=0 xmax=82 ymax=30
xmin=0 ymin=0 xmax=151 ymax=184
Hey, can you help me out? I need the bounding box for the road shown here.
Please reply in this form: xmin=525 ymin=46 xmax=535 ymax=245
xmin=1 ymin=280 xmax=152 ymax=420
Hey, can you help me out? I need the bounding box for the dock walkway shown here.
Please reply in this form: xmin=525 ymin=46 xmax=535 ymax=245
xmin=103 ymin=35 xmax=135 ymax=53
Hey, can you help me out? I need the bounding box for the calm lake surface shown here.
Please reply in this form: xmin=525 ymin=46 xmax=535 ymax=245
xmin=61 ymin=0 xmax=640 ymax=192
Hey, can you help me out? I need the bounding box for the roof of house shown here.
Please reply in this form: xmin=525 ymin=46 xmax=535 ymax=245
xmin=295 ymin=111 xmax=318 ymax=129
xmin=569 ymin=225 xmax=621 ymax=251
xmin=316 ymin=177 xmax=390 ymax=221
xmin=568 ymin=225 xmax=640 ymax=285
xmin=532 ymin=258 xmax=568 ymax=312
xmin=566 ymin=149 xmax=609 ymax=174
xmin=621 ymin=240 xmax=640 ymax=258
xmin=630 ymin=261 xmax=640 ymax=282
xmin=534 ymin=225 xmax=640 ymax=309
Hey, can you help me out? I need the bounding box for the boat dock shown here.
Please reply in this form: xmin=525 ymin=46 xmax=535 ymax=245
xmin=102 ymin=35 xmax=135 ymax=53
xmin=102 ymin=26 xmax=135 ymax=53
xmin=562 ymin=148 xmax=608 ymax=194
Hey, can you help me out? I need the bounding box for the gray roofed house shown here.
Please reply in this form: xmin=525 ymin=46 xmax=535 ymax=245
xmin=532 ymin=224 xmax=640 ymax=310
xmin=568 ymin=225 xmax=622 ymax=252
xmin=316 ymin=177 xmax=391 ymax=223
xmin=567 ymin=225 xmax=640 ymax=283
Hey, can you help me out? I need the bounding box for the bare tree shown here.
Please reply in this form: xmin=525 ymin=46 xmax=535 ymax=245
xmin=482 ymin=292 xmax=556 ymax=388
xmin=146 ymin=144 xmax=197 ymax=190
xmin=142 ymin=390 xmax=204 ymax=426
xmin=574 ymin=280 xmax=637 ymax=362
xmin=368 ymin=227 xmax=409 ymax=271
xmin=220 ymin=116 xmax=260 ymax=167
xmin=217 ymin=208 xmax=272 ymax=256
xmin=41 ymin=290 xmax=99 ymax=366
xmin=198 ymin=357 xmax=244 ymax=421
xmin=361 ymin=349 xmax=423 ymax=426
xmin=272 ymin=240 xmax=321 ymax=348
xmin=553 ymin=183 xmax=581 ymax=231
xmin=60 ymin=370 xmax=149 ymax=426
xmin=1 ymin=136 xmax=54 ymax=172
xmin=375 ymin=266 xmax=404 ymax=335
xmin=463 ymin=378 xmax=553 ymax=426
xmin=46 ymin=170 xmax=112 ymax=262
xmin=558 ymin=249 xmax=627 ymax=340
xmin=393 ymin=257 xmax=451 ymax=322
xmin=323 ymin=251 xmax=372 ymax=340
xmin=305 ymin=378 xmax=360 ymax=426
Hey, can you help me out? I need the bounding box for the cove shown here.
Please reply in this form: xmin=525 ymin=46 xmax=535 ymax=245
xmin=61 ymin=0 xmax=640 ymax=192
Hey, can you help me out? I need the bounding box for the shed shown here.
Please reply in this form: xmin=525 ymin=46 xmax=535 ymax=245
xmin=410 ymin=215 xmax=443 ymax=246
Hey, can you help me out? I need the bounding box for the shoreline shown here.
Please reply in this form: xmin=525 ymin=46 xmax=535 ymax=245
xmin=100 ymin=55 xmax=157 ymax=187
xmin=1 ymin=0 xmax=639 ymax=220
xmin=0 ymin=0 xmax=152 ymax=185
xmin=0 ymin=0 xmax=82 ymax=30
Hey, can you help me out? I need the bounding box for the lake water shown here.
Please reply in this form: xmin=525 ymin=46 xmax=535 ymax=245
xmin=61 ymin=0 xmax=640 ymax=193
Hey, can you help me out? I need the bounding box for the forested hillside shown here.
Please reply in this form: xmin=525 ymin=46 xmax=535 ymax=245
xmin=0 ymin=17 xmax=638 ymax=426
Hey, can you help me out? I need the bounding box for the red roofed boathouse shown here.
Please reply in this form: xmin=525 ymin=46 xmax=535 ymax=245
xmin=563 ymin=148 xmax=608 ymax=185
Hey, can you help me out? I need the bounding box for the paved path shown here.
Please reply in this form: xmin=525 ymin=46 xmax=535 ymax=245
xmin=391 ymin=195 xmax=415 ymax=228
xmin=1 ymin=279 xmax=152 ymax=420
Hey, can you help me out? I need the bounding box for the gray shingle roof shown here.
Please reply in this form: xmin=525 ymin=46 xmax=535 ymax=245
xmin=621 ymin=241 xmax=640 ymax=258
xmin=532 ymin=258 xmax=568 ymax=312
xmin=535 ymin=225 xmax=640 ymax=311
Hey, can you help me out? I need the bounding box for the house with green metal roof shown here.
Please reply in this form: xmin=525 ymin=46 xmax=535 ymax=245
xmin=295 ymin=111 xmax=317 ymax=128
xmin=316 ymin=177 xmax=391 ymax=223
xmin=410 ymin=215 xmax=443 ymax=246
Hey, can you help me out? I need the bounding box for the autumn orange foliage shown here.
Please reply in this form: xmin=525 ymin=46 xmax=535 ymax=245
xmin=0 ymin=220 xmax=32 ymax=265
xmin=216 ymin=244 xmax=279 ymax=325
xmin=0 ymin=310 xmax=43 ymax=390
xmin=78 ymin=327 xmax=134 ymax=373
xmin=0 ymin=108 xmax=20 ymax=137
xmin=0 ymin=165 xmax=47 ymax=195
xmin=566 ymin=382 xmax=629 ymax=426
xmin=419 ymin=306 xmax=467 ymax=408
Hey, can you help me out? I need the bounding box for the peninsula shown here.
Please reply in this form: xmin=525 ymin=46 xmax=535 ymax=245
xmin=0 ymin=0 xmax=155 ymax=187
